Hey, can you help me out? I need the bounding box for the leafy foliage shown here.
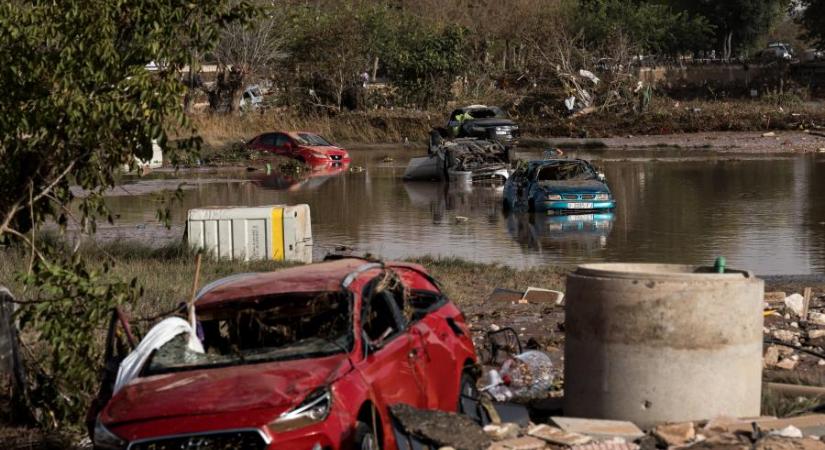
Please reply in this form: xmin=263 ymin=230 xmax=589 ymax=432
xmin=797 ymin=0 xmax=825 ymax=49
xmin=0 ymin=0 xmax=251 ymax=429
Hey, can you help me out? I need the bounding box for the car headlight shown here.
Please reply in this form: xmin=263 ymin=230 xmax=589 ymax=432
xmin=547 ymin=194 xmax=562 ymax=200
xmin=594 ymin=193 xmax=610 ymax=201
xmin=268 ymin=388 xmax=331 ymax=433
xmin=94 ymin=417 xmax=127 ymax=450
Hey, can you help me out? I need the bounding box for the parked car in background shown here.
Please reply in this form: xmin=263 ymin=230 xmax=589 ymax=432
xmin=239 ymin=85 xmax=264 ymax=110
xmin=759 ymin=42 xmax=794 ymax=61
xmin=446 ymin=105 xmax=520 ymax=146
xmin=503 ymin=158 xmax=615 ymax=214
xmin=91 ymin=258 xmax=477 ymax=450
xmin=247 ymin=131 xmax=351 ymax=167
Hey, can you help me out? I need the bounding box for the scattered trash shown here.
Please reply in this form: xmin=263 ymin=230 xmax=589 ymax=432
xmin=382 ymin=156 xmax=395 ymax=163
xmin=769 ymin=426 xmax=803 ymax=438
xmin=765 ymin=292 xmax=788 ymax=304
xmin=499 ymin=351 xmax=555 ymax=400
xmin=455 ymin=216 xmax=469 ymax=223
xmin=763 ymin=132 xmax=777 ymax=137
xmin=488 ymin=287 xmax=565 ymax=305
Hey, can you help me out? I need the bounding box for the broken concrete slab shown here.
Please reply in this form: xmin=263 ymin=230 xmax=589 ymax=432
xmin=786 ymin=294 xmax=805 ymax=316
xmin=703 ymin=414 xmax=825 ymax=437
xmin=571 ymin=440 xmax=640 ymax=450
xmin=550 ymin=417 xmax=645 ymax=441
xmin=489 ymin=436 xmax=547 ymax=450
xmin=754 ymin=436 xmax=825 ymax=450
xmin=652 ymin=422 xmax=695 ymax=446
xmin=389 ymin=403 xmax=490 ymax=450
xmin=527 ymin=424 xmax=592 ymax=446
xmin=484 ymin=423 xmax=520 ymax=441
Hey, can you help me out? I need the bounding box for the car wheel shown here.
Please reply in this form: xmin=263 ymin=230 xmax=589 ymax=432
xmin=457 ymin=371 xmax=479 ymax=413
xmin=354 ymin=420 xmax=379 ymax=450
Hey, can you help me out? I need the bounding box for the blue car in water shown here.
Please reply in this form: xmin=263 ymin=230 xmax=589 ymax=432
xmin=503 ymin=158 xmax=616 ymax=213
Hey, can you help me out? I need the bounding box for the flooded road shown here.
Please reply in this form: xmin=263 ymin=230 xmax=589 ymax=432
xmin=103 ymin=147 xmax=825 ymax=275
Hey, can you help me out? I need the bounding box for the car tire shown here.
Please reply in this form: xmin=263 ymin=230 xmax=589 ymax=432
xmin=457 ymin=371 xmax=479 ymax=413
xmin=354 ymin=420 xmax=379 ymax=450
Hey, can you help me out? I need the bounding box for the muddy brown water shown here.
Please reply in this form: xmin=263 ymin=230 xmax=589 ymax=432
xmin=100 ymin=146 xmax=825 ymax=275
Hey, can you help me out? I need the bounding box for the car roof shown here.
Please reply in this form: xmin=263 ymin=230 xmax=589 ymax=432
xmin=194 ymin=258 xmax=429 ymax=309
xmin=195 ymin=258 xmax=375 ymax=308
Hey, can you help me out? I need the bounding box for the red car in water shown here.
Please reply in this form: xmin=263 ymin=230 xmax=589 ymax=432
xmin=247 ymin=131 xmax=352 ymax=167
xmin=92 ymin=258 xmax=477 ymax=450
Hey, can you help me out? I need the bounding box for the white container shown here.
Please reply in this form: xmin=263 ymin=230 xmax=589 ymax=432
xmin=187 ymin=205 xmax=312 ymax=263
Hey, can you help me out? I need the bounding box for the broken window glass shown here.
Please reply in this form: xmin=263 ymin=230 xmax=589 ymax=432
xmin=144 ymin=292 xmax=351 ymax=375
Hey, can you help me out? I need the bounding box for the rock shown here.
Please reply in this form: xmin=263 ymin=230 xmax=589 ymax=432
xmin=489 ymin=436 xmax=547 ymax=450
xmin=528 ymin=424 xmax=591 ymax=446
xmin=755 ymin=436 xmax=825 ymax=450
xmin=653 ymin=422 xmax=696 ymax=446
xmin=786 ymin=294 xmax=806 ymax=316
xmin=809 ymin=330 xmax=825 ymax=339
xmin=774 ymin=329 xmax=799 ymax=344
xmin=809 ymin=312 xmax=825 ymax=326
xmin=765 ymin=346 xmax=782 ymax=367
xmin=777 ymin=358 xmax=799 ymax=370
xmin=485 ymin=423 xmax=521 ymax=441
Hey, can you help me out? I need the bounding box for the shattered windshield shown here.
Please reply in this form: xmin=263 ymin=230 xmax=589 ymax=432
xmin=535 ymin=161 xmax=597 ymax=182
xmin=144 ymin=292 xmax=351 ymax=375
xmin=295 ymin=133 xmax=332 ymax=146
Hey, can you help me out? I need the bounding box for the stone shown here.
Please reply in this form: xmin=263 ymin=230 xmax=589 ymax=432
xmin=809 ymin=312 xmax=825 ymax=326
xmin=485 ymin=423 xmax=521 ymax=441
xmin=774 ymin=329 xmax=799 ymax=344
xmin=490 ymin=436 xmax=547 ymax=450
xmin=550 ymin=417 xmax=645 ymax=441
xmin=765 ymin=346 xmax=782 ymax=367
xmin=777 ymin=358 xmax=799 ymax=370
xmin=787 ymin=294 xmax=806 ymax=316
xmin=653 ymin=422 xmax=696 ymax=446
xmin=755 ymin=436 xmax=825 ymax=450
xmin=528 ymin=424 xmax=591 ymax=446
xmin=809 ymin=330 xmax=825 ymax=339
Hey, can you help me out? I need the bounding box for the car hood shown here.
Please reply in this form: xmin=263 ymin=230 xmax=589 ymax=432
xmin=466 ymin=118 xmax=517 ymax=127
xmin=538 ymin=179 xmax=610 ymax=194
xmin=102 ymin=353 xmax=351 ymax=426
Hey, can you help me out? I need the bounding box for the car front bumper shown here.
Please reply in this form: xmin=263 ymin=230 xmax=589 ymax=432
xmin=541 ymin=200 xmax=616 ymax=213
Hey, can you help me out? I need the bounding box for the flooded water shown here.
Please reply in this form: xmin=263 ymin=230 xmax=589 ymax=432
xmin=103 ymin=147 xmax=825 ymax=275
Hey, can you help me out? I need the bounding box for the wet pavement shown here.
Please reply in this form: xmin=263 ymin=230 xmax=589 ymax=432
xmin=99 ymin=146 xmax=825 ymax=275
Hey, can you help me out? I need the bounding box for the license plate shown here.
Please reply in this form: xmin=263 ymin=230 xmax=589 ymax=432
xmin=567 ymin=214 xmax=594 ymax=221
xmin=567 ymin=202 xmax=593 ymax=209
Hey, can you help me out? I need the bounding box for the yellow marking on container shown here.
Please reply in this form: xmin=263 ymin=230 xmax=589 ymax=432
xmin=271 ymin=207 xmax=284 ymax=261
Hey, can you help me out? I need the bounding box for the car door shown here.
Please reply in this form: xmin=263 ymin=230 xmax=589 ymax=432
xmin=354 ymin=275 xmax=427 ymax=409
xmin=396 ymin=269 xmax=461 ymax=411
xmin=272 ymin=133 xmax=292 ymax=155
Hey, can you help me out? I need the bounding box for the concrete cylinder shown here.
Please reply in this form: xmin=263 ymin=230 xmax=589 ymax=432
xmin=564 ymin=263 xmax=764 ymax=428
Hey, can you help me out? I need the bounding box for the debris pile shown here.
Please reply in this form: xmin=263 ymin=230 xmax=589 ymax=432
xmin=763 ymin=288 xmax=825 ymax=378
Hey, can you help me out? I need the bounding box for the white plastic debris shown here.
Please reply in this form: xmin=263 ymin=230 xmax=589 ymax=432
xmin=114 ymin=317 xmax=204 ymax=394
xmin=784 ymin=293 xmax=805 ymax=317
xmin=578 ymin=69 xmax=600 ymax=85
xmin=769 ymin=425 xmax=803 ymax=438
xmin=500 ymin=351 xmax=555 ymax=399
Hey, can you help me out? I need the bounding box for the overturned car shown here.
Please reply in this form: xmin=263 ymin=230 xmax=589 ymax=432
xmin=90 ymin=258 xmax=477 ymax=450
xmin=403 ymin=137 xmax=510 ymax=183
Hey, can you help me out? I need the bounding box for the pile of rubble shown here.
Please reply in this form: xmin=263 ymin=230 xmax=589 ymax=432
xmin=763 ymin=289 xmax=825 ymax=377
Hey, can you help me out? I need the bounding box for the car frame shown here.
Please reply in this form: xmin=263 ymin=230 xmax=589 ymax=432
xmin=92 ymin=258 xmax=477 ymax=450
xmin=446 ymin=105 xmax=520 ymax=146
xmin=503 ymin=158 xmax=616 ymax=214
xmin=247 ymin=131 xmax=352 ymax=168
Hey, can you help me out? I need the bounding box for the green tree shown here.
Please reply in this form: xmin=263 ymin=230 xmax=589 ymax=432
xmin=797 ymin=0 xmax=825 ymax=49
xmin=0 ymin=0 xmax=251 ymax=428
xmin=673 ymin=0 xmax=790 ymax=59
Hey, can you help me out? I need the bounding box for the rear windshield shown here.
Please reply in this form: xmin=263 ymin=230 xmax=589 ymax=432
xmin=295 ymin=133 xmax=332 ymax=146
xmin=535 ymin=161 xmax=596 ymax=181
xmin=144 ymin=292 xmax=351 ymax=375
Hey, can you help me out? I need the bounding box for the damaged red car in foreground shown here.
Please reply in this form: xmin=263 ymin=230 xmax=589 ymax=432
xmin=93 ymin=258 xmax=477 ymax=450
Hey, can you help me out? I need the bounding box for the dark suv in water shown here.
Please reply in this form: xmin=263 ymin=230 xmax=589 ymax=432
xmin=446 ymin=105 xmax=519 ymax=146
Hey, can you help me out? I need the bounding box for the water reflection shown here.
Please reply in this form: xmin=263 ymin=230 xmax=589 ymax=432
xmin=101 ymin=148 xmax=825 ymax=274
xmin=506 ymin=212 xmax=614 ymax=252
xmin=250 ymin=162 xmax=350 ymax=191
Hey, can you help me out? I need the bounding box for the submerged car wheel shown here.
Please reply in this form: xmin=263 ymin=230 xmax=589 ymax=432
xmin=355 ymin=420 xmax=379 ymax=450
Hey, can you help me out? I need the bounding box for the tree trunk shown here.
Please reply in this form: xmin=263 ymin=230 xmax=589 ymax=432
xmin=372 ymin=56 xmax=379 ymax=81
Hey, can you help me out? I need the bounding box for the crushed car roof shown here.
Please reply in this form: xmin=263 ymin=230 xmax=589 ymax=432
xmin=195 ymin=258 xmax=376 ymax=308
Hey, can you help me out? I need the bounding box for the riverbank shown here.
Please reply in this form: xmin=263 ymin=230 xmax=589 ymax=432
xmin=190 ymin=99 xmax=825 ymax=154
